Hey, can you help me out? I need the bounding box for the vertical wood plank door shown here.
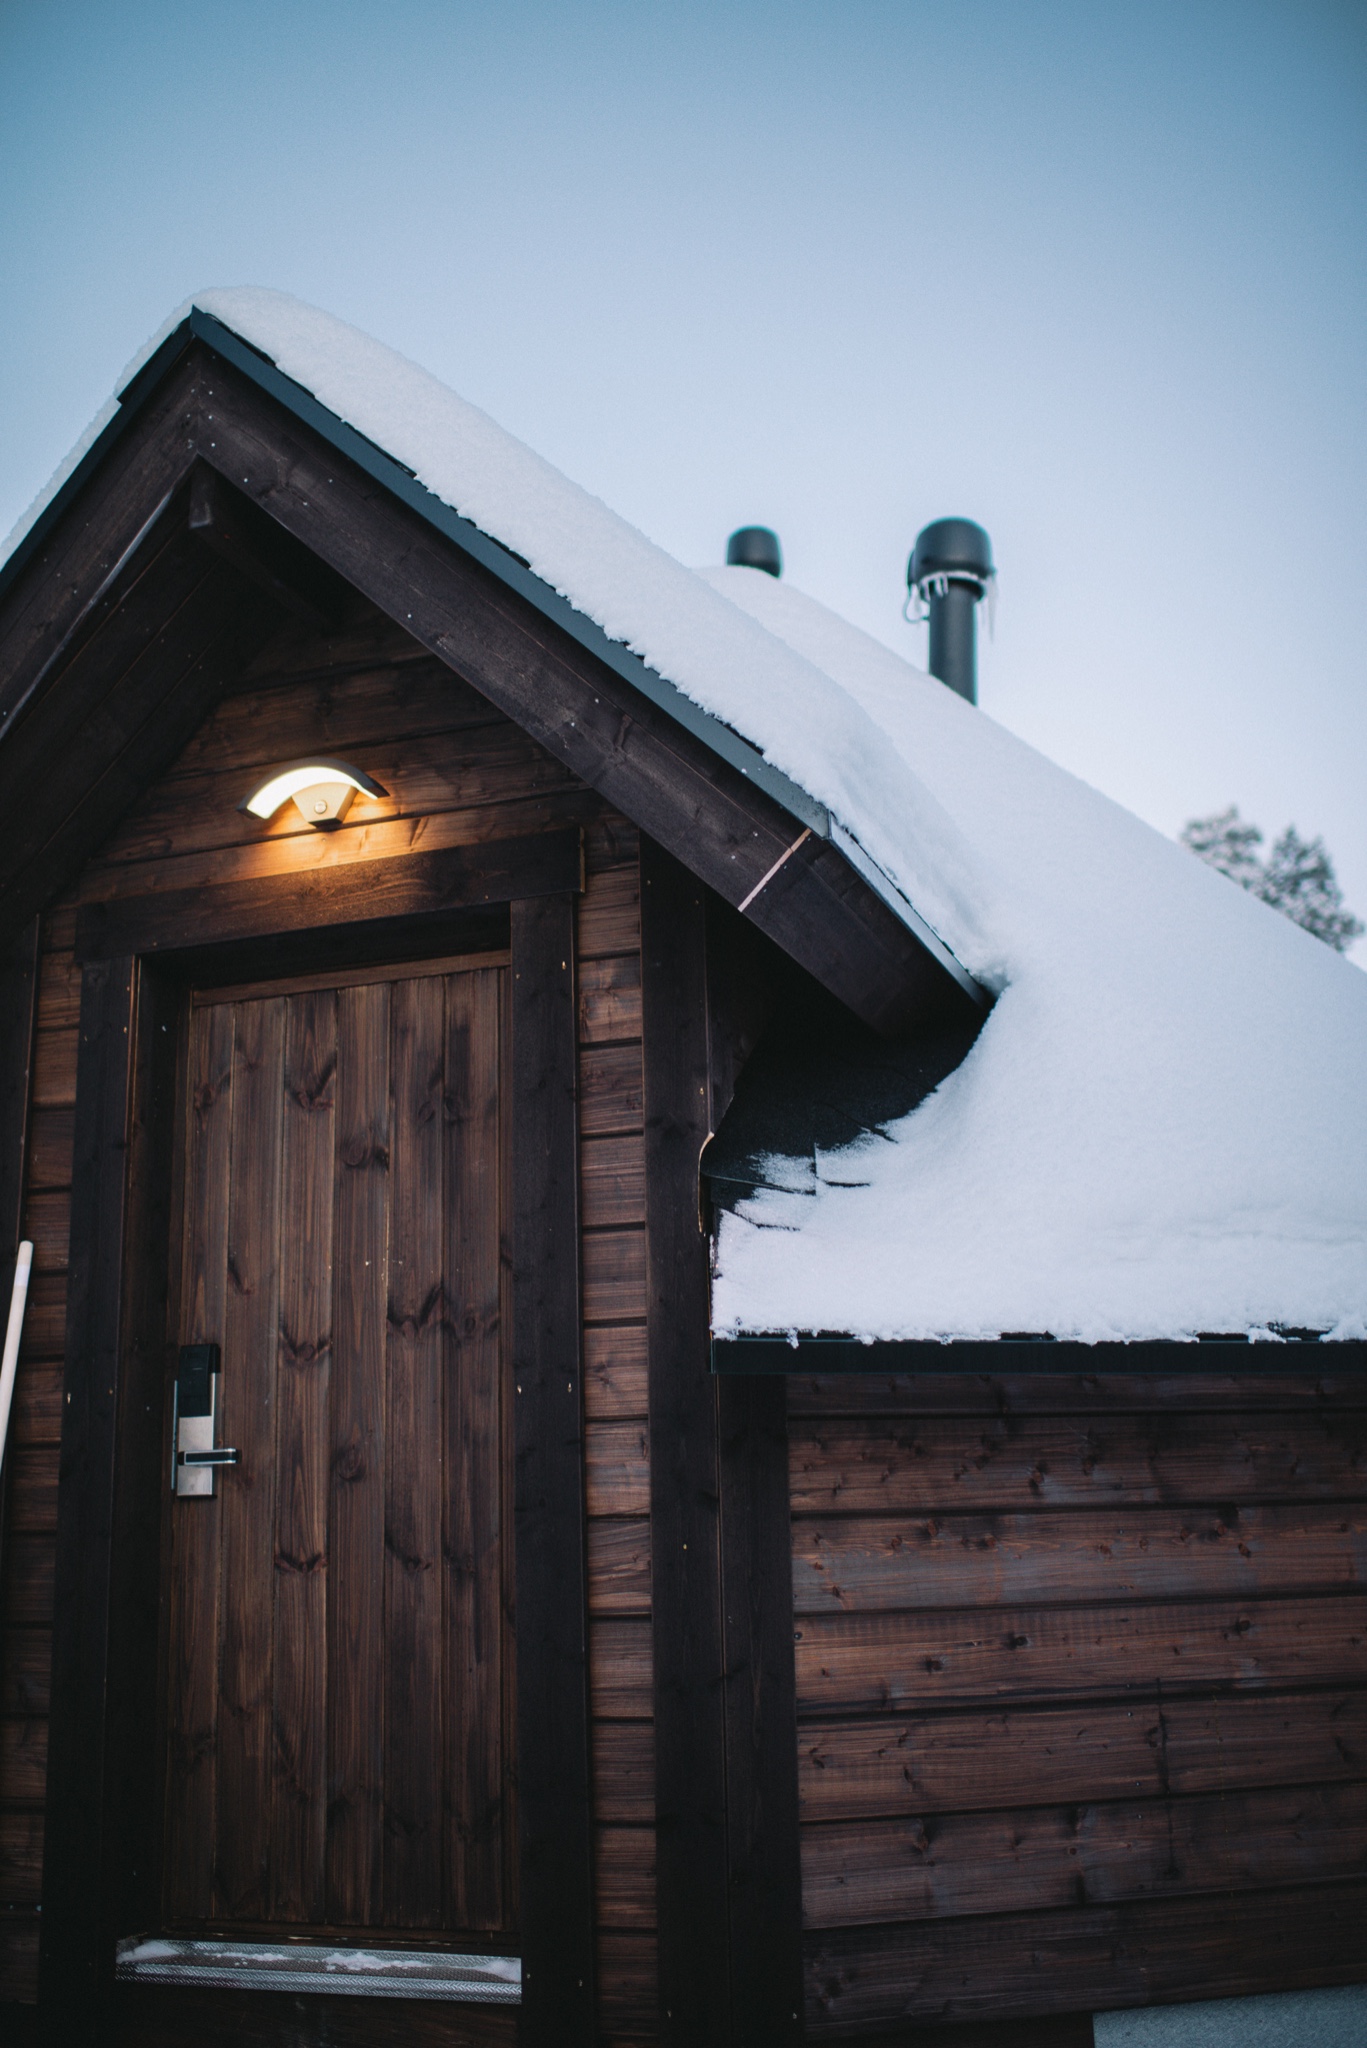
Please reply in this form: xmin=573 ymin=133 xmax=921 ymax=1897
xmin=162 ymin=958 xmax=515 ymax=1945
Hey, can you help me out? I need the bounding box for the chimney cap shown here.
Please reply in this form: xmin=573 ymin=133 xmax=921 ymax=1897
xmin=727 ymin=526 xmax=783 ymax=578
xmin=908 ymin=517 xmax=993 ymax=593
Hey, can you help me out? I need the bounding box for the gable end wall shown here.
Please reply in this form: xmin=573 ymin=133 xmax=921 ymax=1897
xmin=0 ymin=604 xmax=660 ymax=2037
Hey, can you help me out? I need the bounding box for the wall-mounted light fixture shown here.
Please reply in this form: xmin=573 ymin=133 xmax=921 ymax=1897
xmin=239 ymin=758 xmax=388 ymax=830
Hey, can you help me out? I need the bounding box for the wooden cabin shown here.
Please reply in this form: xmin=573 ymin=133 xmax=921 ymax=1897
xmin=0 ymin=294 xmax=1363 ymax=2048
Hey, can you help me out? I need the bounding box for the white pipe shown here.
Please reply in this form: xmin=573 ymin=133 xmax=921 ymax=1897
xmin=0 ymin=1241 xmax=33 ymax=1476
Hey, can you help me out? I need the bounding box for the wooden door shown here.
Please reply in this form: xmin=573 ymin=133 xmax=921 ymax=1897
xmin=162 ymin=955 xmax=514 ymax=1942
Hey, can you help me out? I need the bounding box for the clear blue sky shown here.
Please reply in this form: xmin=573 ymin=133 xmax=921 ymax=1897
xmin=2 ymin=0 xmax=1364 ymax=950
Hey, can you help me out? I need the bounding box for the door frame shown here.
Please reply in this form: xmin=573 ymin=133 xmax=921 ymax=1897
xmin=38 ymin=865 xmax=597 ymax=2045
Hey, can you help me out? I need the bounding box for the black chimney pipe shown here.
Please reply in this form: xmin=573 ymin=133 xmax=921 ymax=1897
xmin=907 ymin=518 xmax=993 ymax=704
xmin=726 ymin=526 xmax=783 ymax=577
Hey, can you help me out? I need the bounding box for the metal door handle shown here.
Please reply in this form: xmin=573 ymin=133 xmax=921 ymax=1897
xmin=172 ymin=1344 xmax=234 ymax=1496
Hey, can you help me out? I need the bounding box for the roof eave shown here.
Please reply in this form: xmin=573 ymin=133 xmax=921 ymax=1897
xmin=2 ymin=310 xmax=829 ymax=840
xmin=712 ymin=1333 xmax=1364 ymax=1375
xmin=2 ymin=306 xmax=990 ymax=1012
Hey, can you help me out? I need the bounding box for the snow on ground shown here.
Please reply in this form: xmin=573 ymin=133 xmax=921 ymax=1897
xmin=8 ymin=290 xmax=1365 ymax=1340
xmin=1094 ymin=1984 xmax=1367 ymax=2048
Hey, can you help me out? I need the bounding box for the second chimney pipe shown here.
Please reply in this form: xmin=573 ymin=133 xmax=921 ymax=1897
xmin=907 ymin=518 xmax=993 ymax=704
xmin=727 ymin=526 xmax=783 ymax=577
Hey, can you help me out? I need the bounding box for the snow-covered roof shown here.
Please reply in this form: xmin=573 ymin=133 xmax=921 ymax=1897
xmin=9 ymin=289 xmax=1366 ymax=1342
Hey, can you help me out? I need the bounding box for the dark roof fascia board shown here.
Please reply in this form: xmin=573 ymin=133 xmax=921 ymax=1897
xmin=0 ymin=320 xmax=202 ymax=617
xmin=0 ymin=309 xmax=989 ymax=1008
xmin=190 ymin=312 xmax=833 ymax=843
xmin=182 ymin=312 xmax=984 ymax=1008
xmin=712 ymin=1334 xmax=1367 ymax=1376
xmin=0 ymin=312 xmax=823 ymax=833
xmin=827 ymin=820 xmax=986 ymax=1006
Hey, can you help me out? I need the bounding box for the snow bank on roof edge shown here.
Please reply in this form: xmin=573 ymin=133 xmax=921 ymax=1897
xmin=9 ymin=289 xmax=1365 ymax=1339
xmin=702 ymin=566 xmax=1367 ymax=1341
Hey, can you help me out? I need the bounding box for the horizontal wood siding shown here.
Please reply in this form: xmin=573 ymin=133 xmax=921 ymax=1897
xmin=790 ymin=1374 xmax=1367 ymax=2034
xmin=0 ymin=604 xmax=660 ymax=2025
xmin=579 ymin=822 xmax=658 ymax=2042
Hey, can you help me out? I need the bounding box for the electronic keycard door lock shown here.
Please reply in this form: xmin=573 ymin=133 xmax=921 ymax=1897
xmin=172 ymin=1344 xmax=240 ymax=1497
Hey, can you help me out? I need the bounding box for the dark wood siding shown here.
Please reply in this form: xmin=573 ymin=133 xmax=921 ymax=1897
xmin=789 ymin=1372 xmax=1367 ymax=2033
xmin=0 ymin=922 xmax=68 ymax=2002
xmin=0 ymin=601 xmax=660 ymax=2028
xmin=579 ymin=823 xmax=659 ymax=2043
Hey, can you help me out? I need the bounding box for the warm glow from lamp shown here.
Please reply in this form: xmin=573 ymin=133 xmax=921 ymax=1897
xmin=239 ymin=758 xmax=388 ymax=829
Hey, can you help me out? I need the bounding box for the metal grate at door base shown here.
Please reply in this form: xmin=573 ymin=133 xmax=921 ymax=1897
xmin=115 ymin=1936 xmax=522 ymax=2003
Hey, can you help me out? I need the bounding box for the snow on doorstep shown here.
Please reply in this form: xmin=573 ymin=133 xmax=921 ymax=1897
xmin=10 ymin=289 xmax=1367 ymax=1341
